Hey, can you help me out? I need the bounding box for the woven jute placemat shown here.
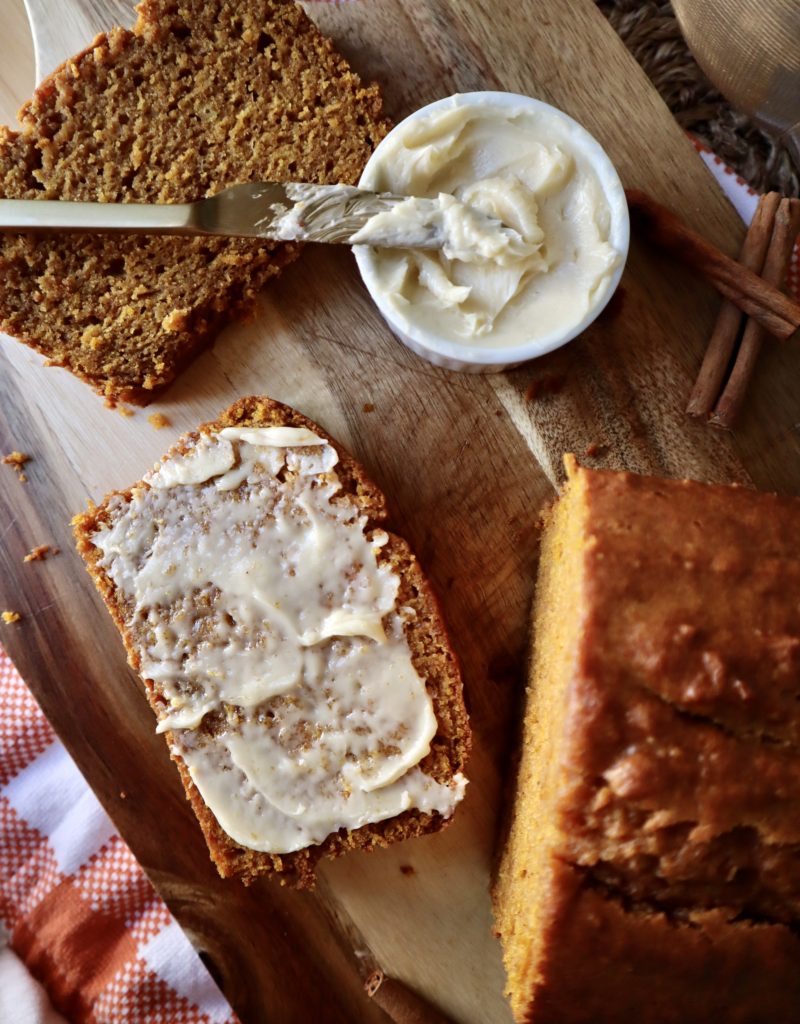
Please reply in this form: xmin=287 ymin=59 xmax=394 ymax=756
xmin=598 ymin=0 xmax=799 ymax=197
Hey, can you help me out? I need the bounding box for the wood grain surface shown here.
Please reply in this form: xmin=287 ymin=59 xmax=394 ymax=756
xmin=2 ymin=1 xmax=799 ymax=1022
xmin=23 ymin=0 xmax=134 ymax=79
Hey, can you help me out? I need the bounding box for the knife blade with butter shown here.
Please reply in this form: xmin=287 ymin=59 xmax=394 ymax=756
xmin=0 ymin=181 xmax=530 ymax=259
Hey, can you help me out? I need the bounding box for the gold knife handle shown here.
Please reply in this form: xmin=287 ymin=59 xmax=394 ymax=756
xmin=0 ymin=197 xmax=197 ymax=235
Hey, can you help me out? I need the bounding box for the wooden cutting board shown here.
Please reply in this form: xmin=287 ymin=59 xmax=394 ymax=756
xmin=2 ymin=1 xmax=800 ymax=1022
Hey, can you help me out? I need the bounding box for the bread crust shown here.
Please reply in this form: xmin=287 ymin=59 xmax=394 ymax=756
xmin=520 ymin=859 xmax=800 ymax=1024
xmin=74 ymin=396 xmax=470 ymax=887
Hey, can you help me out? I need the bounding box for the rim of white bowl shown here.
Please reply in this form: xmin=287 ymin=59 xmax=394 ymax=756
xmin=354 ymin=91 xmax=630 ymax=368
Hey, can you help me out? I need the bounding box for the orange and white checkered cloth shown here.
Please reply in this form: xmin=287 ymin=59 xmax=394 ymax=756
xmin=0 ymin=646 xmax=238 ymax=1024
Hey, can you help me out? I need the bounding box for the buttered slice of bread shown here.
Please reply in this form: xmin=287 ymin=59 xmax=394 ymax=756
xmin=0 ymin=0 xmax=388 ymax=404
xmin=74 ymin=396 xmax=470 ymax=887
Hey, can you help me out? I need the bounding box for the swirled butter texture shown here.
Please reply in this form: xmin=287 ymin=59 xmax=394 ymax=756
xmin=359 ymin=97 xmax=623 ymax=350
xmin=92 ymin=427 xmax=464 ymax=853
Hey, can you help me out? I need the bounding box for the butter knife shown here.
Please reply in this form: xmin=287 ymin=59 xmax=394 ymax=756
xmin=0 ymin=181 xmax=506 ymax=250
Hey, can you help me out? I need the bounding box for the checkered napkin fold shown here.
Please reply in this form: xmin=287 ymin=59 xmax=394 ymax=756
xmin=0 ymin=650 xmax=238 ymax=1024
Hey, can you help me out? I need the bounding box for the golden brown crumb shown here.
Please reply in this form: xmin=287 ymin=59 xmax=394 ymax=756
xmin=118 ymin=405 xmax=135 ymax=418
xmin=2 ymin=450 xmax=29 ymax=467
xmin=23 ymin=544 xmax=59 ymax=563
xmin=3 ymin=451 xmax=30 ymax=482
xmin=399 ymin=864 xmax=415 ymax=876
xmin=148 ymin=412 xmax=172 ymax=430
xmin=363 ymin=403 xmax=376 ymax=414
xmin=2 ymin=610 xmax=21 ymax=624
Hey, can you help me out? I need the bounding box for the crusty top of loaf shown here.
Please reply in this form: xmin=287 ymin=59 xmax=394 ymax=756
xmin=552 ymin=458 xmax=800 ymax=923
xmin=0 ymin=0 xmax=389 ymax=402
xmin=565 ymin=457 xmax=800 ymax=745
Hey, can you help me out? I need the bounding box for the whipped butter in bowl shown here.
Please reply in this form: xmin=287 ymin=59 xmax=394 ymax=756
xmin=354 ymin=92 xmax=629 ymax=372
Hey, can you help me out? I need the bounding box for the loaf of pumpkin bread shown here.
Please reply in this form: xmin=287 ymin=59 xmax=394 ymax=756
xmin=493 ymin=456 xmax=800 ymax=1023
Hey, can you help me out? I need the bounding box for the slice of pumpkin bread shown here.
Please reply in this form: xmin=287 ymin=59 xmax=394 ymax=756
xmin=74 ymin=396 xmax=470 ymax=887
xmin=0 ymin=0 xmax=388 ymax=403
xmin=493 ymin=456 xmax=800 ymax=1023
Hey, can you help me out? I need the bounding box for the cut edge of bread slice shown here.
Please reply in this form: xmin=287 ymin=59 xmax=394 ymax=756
xmin=73 ymin=395 xmax=471 ymax=887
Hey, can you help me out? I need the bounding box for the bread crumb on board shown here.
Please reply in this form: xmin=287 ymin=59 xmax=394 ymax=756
xmin=2 ymin=610 xmax=22 ymax=624
xmin=362 ymin=403 xmax=376 ymax=414
xmin=2 ymin=450 xmax=30 ymax=482
xmin=148 ymin=412 xmax=172 ymax=430
xmin=105 ymin=397 xmax=135 ymax=416
xmin=23 ymin=544 xmax=59 ymax=563
xmin=2 ymin=450 xmax=29 ymax=467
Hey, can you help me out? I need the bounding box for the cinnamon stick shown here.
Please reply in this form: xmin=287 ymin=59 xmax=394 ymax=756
xmin=686 ymin=192 xmax=781 ymax=417
xmin=365 ymin=970 xmax=454 ymax=1024
xmin=626 ymin=189 xmax=800 ymax=341
xmin=710 ymin=198 xmax=800 ymax=429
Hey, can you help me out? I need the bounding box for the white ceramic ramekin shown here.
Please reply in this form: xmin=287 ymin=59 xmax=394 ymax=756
xmin=354 ymin=91 xmax=630 ymax=373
